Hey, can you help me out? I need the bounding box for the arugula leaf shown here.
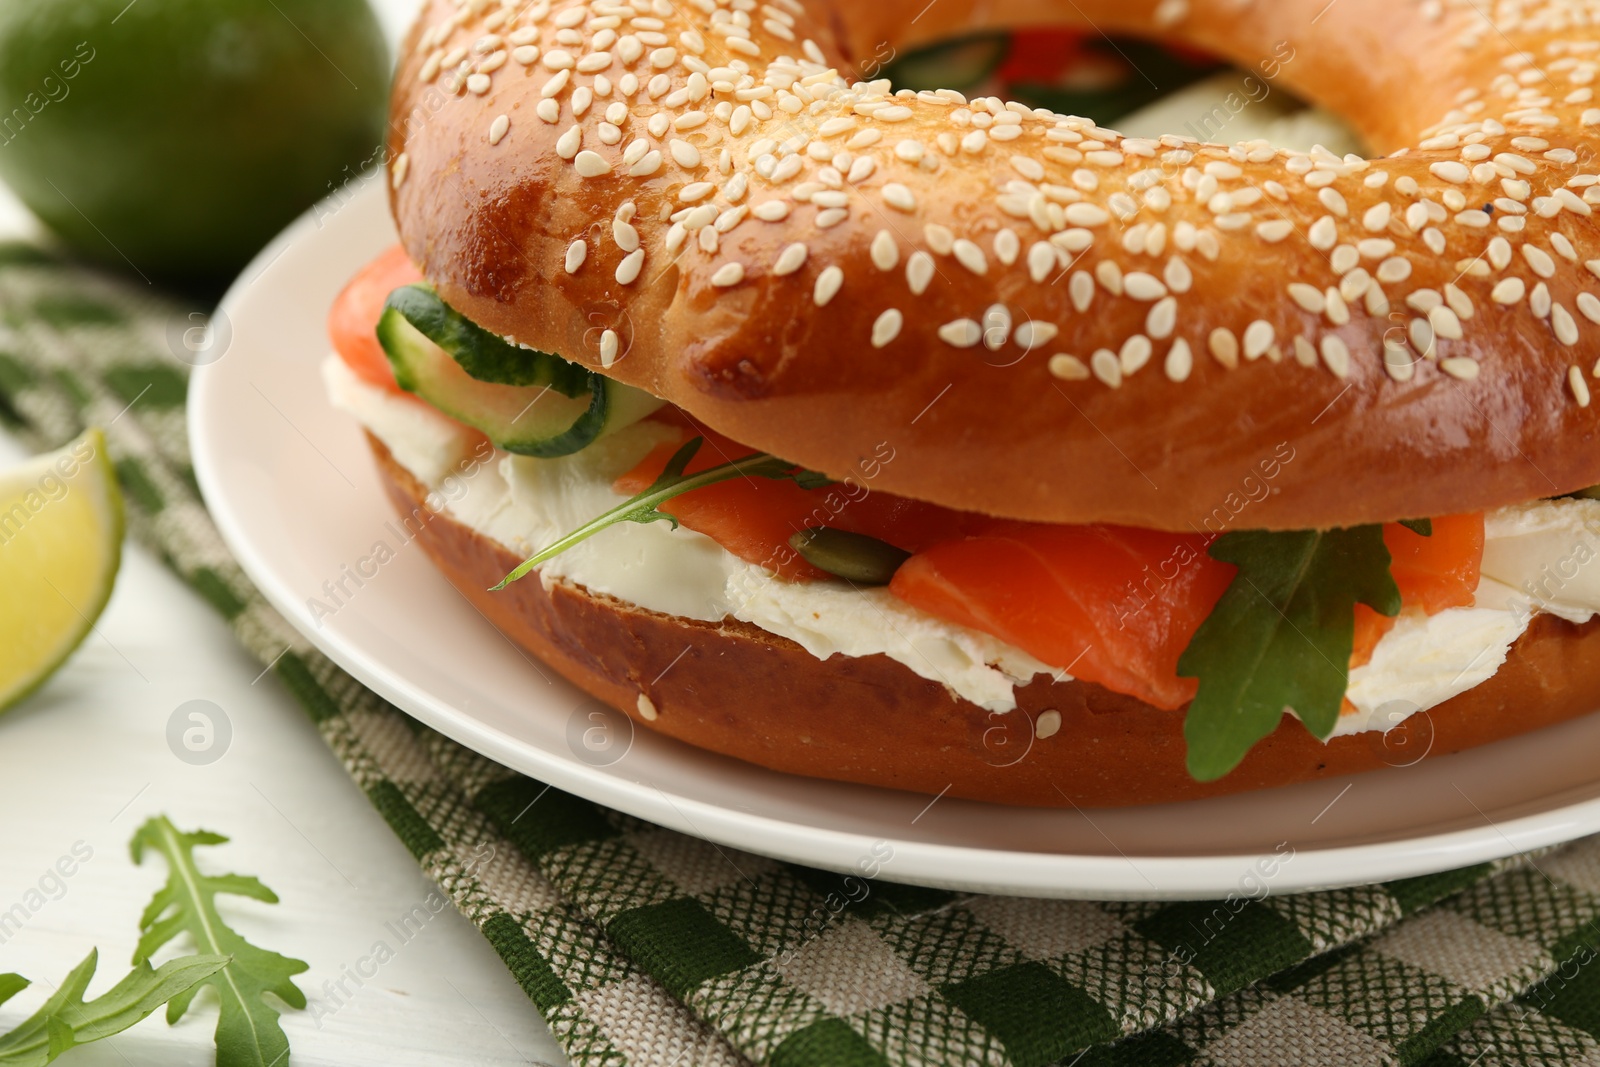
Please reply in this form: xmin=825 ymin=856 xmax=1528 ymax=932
xmin=494 ymin=437 xmax=830 ymax=588
xmin=0 ymin=977 xmax=27 ymax=1010
xmin=0 ymin=949 xmax=228 ymax=1066
xmin=1398 ymin=518 xmax=1433 ymax=536
xmin=1177 ymin=527 xmax=1402 ymax=781
xmin=130 ymin=817 xmax=308 ymax=1067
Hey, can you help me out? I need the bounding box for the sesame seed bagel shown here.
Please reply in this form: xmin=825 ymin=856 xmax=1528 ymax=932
xmin=390 ymin=0 xmax=1600 ymax=529
xmin=369 ymin=433 xmax=1600 ymax=806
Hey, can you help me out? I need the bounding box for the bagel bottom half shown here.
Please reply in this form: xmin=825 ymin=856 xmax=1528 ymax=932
xmin=369 ymin=435 xmax=1600 ymax=808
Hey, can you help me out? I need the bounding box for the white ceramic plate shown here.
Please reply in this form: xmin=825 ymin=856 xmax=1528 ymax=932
xmin=190 ymin=182 xmax=1600 ymax=900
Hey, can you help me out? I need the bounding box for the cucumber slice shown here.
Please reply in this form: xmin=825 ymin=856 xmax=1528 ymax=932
xmin=377 ymin=298 xmax=663 ymax=457
xmin=383 ymin=284 xmax=590 ymax=393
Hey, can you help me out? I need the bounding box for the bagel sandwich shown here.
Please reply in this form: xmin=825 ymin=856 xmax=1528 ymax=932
xmin=323 ymin=0 xmax=1600 ymax=807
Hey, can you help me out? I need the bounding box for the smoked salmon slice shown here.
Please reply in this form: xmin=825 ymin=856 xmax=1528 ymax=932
xmin=1351 ymin=513 xmax=1485 ymax=667
xmin=614 ymin=421 xmax=981 ymax=580
xmin=890 ymin=523 xmax=1236 ymax=710
xmin=329 ymin=244 xmax=423 ymax=391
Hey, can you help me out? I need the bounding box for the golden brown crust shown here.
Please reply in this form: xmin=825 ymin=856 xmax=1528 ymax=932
xmin=388 ymin=0 xmax=1600 ymax=530
xmin=370 ymin=434 xmax=1600 ymax=807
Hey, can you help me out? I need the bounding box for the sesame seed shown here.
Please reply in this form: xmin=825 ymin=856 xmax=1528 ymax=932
xmin=753 ymin=200 xmax=789 ymax=221
xmin=1325 ymin=287 xmax=1351 ymax=326
xmin=574 ymin=151 xmax=612 ymax=178
xmin=1320 ymin=335 xmax=1351 ymax=379
xmin=906 ymin=251 xmax=935 ymax=295
xmin=1533 ymin=283 xmax=1553 ymax=319
xmin=983 ymin=305 xmax=1010 ymax=351
xmin=1496 ymin=153 xmax=1536 ymax=175
xmin=1065 ymin=203 xmax=1110 ymax=227
xmin=871 ymin=309 xmax=902 ymax=348
xmin=952 ymin=239 xmax=988 ymax=275
xmin=613 ymin=219 xmax=640 ymax=253
xmin=1440 ymin=357 xmax=1479 ymax=381
xmin=1027 ymin=242 xmax=1055 ymax=284
xmin=1256 ymin=220 xmax=1294 ymax=243
xmin=1407 ymin=289 xmax=1443 ymax=314
xmin=1209 ymin=328 xmax=1239 ymax=369
xmin=870 ymin=230 xmax=898 ymax=271
xmin=556 ymin=125 xmax=582 ymax=159
xmin=1288 ymin=283 xmax=1325 ymax=314
xmin=487 ymin=113 xmax=511 ymax=145
xmin=1572 ymin=365 xmax=1592 ymax=407
xmin=938 ymin=319 xmax=982 ymax=348
xmin=883 ymin=183 xmax=916 ymax=211
xmin=1070 ymin=271 xmax=1095 ymax=312
xmin=1409 ymin=317 xmax=1435 ymax=358
xmin=1579 ymin=292 xmax=1600 ymax=324
xmin=1430 ymin=161 xmax=1471 ymax=183
xmin=627 ymin=150 xmax=662 ymax=177
xmin=1384 ymin=340 xmax=1415 ymax=382
xmin=1491 ymin=277 xmax=1525 ymax=304
xmin=1120 ymin=335 xmax=1153 ymax=375
xmin=1376 ymin=257 xmax=1412 ymax=284
xmin=1090 ymin=349 xmax=1122 ymax=388
xmin=1318 ymin=188 xmax=1349 ymax=217
xmin=670 ymin=140 xmax=701 ymax=168
xmin=565 ymin=240 xmax=587 ymax=274
xmin=1048 ymin=354 xmax=1090 ymax=381
xmin=1164 ymin=337 xmax=1193 ymax=382
xmin=391 ymin=152 xmax=409 ymax=189
xmin=1309 ymin=216 xmax=1337 ymax=250
xmin=1243 ymin=320 xmax=1275 ymax=360
xmin=540 ymin=69 xmax=570 ymax=97
xmin=711 ymin=262 xmax=745 ymax=288
xmin=1116 ymin=272 xmax=1161 ymax=302
xmin=1013 ymin=322 xmax=1058 ymax=350
xmin=924 ymin=224 xmax=955 ymax=256
xmin=814 ymin=265 xmax=843 ymax=306
xmin=1429 ymin=304 xmax=1463 ymax=340
xmin=773 ymin=243 xmax=807 ymax=275
xmin=1165 ymin=257 xmax=1192 ymax=293
xmin=1554 ymin=303 xmax=1580 ymax=345
xmin=1146 ymin=297 xmax=1177 ymax=339
xmin=994 ymin=229 xmax=1020 ymax=266
xmin=678 ymin=182 xmax=714 ymax=202
xmin=615 ymin=248 xmax=644 ymax=285
xmin=1487 ymin=236 xmax=1513 ymax=270
xmin=1523 ymin=244 xmax=1557 ymax=278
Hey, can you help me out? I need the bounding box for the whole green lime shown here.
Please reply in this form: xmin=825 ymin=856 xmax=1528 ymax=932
xmin=0 ymin=0 xmax=390 ymax=286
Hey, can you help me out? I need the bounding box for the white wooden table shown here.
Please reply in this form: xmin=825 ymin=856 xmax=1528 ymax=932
xmin=0 ymin=1 xmax=571 ymax=1062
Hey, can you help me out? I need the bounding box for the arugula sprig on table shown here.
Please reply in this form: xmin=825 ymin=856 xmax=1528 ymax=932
xmin=131 ymin=816 xmax=308 ymax=1067
xmin=494 ymin=436 xmax=829 ymax=588
xmin=0 ymin=951 xmax=228 ymax=1066
xmin=0 ymin=815 xmax=303 ymax=1067
xmin=1178 ymin=526 xmax=1405 ymax=781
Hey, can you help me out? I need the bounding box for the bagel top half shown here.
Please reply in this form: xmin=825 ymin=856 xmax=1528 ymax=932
xmin=387 ymin=0 xmax=1600 ymax=530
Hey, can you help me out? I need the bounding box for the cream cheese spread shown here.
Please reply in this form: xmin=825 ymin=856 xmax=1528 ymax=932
xmin=326 ymin=355 xmax=1600 ymax=733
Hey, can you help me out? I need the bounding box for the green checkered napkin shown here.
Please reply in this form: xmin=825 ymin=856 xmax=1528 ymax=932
xmin=6 ymin=244 xmax=1600 ymax=1067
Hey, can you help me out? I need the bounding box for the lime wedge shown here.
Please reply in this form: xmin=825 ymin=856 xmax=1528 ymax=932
xmin=0 ymin=428 xmax=124 ymax=712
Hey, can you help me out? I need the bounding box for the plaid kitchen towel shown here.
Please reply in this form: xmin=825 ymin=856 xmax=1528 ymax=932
xmin=7 ymin=247 xmax=1600 ymax=1067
